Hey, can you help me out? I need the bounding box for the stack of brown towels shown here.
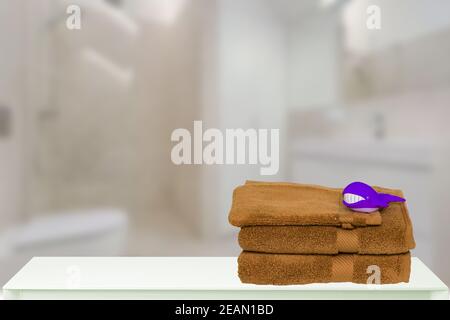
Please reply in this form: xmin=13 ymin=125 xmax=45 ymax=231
xmin=228 ymin=181 xmax=415 ymax=285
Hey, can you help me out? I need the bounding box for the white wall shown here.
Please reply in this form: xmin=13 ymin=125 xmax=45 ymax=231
xmin=0 ymin=1 xmax=26 ymax=229
xmin=343 ymin=0 xmax=450 ymax=54
xmin=287 ymin=12 xmax=342 ymax=110
xmin=164 ymin=0 xmax=210 ymax=232
xmin=201 ymin=0 xmax=288 ymax=236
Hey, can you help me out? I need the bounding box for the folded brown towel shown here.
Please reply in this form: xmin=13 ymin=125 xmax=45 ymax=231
xmin=229 ymin=181 xmax=385 ymax=229
xmin=238 ymin=251 xmax=411 ymax=285
xmin=238 ymin=191 xmax=415 ymax=254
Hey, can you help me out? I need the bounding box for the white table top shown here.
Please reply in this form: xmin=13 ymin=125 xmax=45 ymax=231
xmin=3 ymin=257 xmax=448 ymax=300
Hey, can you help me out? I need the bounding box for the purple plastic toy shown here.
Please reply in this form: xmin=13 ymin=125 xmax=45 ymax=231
xmin=342 ymin=181 xmax=405 ymax=213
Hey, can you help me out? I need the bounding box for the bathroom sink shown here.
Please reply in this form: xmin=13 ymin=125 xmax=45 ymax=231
xmin=291 ymin=139 xmax=434 ymax=169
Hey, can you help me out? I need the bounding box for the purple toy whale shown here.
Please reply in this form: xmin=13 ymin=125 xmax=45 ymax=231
xmin=342 ymin=181 xmax=405 ymax=213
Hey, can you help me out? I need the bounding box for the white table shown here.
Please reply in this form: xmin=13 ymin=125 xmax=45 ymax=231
xmin=3 ymin=257 xmax=448 ymax=300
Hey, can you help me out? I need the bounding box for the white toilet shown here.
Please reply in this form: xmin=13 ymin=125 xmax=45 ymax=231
xmin=2 ymin=208 xmax=128 ymax=257
xmin=0 ymin=208 xmax=128 ymax=287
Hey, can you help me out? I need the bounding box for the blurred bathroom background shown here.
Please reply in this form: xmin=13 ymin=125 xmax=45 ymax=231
xmin=1 ymin=0 xmax=450 ymax=287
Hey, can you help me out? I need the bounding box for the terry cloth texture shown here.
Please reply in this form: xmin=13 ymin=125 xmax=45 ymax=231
xmin=228 ymin=181 xmax=385 ymax=229
xmin=238 ymin=251 xmax=411 ymax=285
xmin=229 ymin=181 xmax=415 ymax=284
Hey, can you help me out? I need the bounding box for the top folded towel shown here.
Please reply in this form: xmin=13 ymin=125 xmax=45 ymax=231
xmin=229 ymin=181 xmax=406 ymax=229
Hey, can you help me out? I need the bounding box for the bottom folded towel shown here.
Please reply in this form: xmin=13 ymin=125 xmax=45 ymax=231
xmin=238 ymin=251 xmax=411 ymax=285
